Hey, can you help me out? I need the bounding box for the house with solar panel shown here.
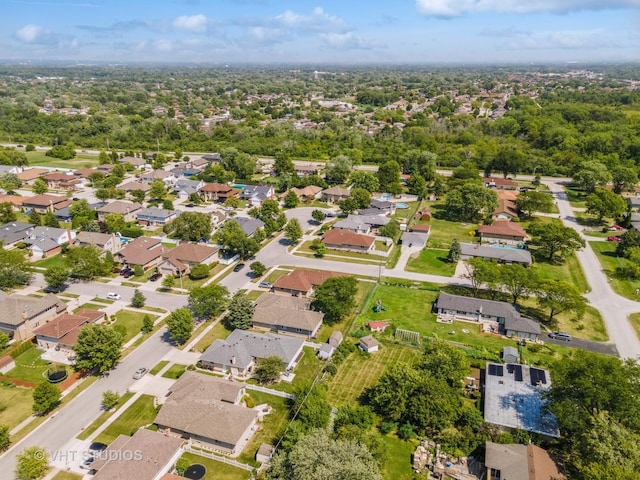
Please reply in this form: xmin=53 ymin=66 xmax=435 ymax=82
xmin=483 ymin=362 xmax=559 ymax=438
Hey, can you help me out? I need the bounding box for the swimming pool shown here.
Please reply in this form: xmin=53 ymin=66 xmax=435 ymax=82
xmin=232 ymin=184 xmax=246 ymax=189
xmin=376 ymin=194 xmax=392 ymax=201
xmin=396 ymin=203 xmax=409 ymax=209
xmin=489 ymin=243 xmax=524 ymax=250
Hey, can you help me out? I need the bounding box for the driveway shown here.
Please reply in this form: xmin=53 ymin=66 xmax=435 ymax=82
xmin=542 ymin=333 xmax=619 ymax=356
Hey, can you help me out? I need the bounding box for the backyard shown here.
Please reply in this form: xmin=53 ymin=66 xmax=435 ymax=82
xmin=0 ymin=384 xmax=34 ymax=430
xmin=5 ymin=347 xmax=67 ymax=384
xmin=177 ymin=452 xmax=249 ymax=480
xmin=93 ymin=394 xmax=157 ymax=445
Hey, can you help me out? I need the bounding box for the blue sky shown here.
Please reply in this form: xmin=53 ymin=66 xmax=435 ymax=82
xmin=1 ymin=0 xmax=639 ymax=64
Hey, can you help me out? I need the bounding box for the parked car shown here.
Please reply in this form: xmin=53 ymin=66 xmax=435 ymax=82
xmin=549 ymin=332 xmax=572 ymax=341
xmin=610 ymin=225 xmax=624 ymax=231
xmin=106 ymin=292 xmax=121 ymax=300
xmin=122 ymin=270 xmax=134 ymax=278
xmin=607 ymin=236 xmax=622 ymax=242
xmin=16 ymin=144 xmax=24 ymax=148
xmin=149 ymin=273 xmax=162 ymax=282
xmin=259 ymin=281 xmax=273 ymax=288
xmin=133 ymin=367 xmax=147 ymax=379
xmin=88 ymin=442 xmax=107 ymax=455
xmin=233 ymin=263 xmax=245 ymax=272
xmin=80 ymin=457 xmax=95 ymax=470
xmin=185 ymin=203 xmax=195 ymax=208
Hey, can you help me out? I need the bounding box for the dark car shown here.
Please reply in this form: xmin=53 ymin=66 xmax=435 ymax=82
xmin=16 ymin=144 xmax=24 ymax=148
xmin=149 ymin=273 xmax=162 ymax=282
xmin=122 ymin=270 xmax=134 ymax=278
xmin=185 ymin=203 xmax=195 ymax=208
xmin=72 ymin=197 xmax=80 ymax=201
xmin=233 ymin=263 xmax=245 ymax=272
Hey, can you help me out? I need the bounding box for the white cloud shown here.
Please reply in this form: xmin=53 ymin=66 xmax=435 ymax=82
xmin=14 ymin=24 xmax=58 ymax=44
xmin=505 ymin=29 xmax=618 ymax=50
xmin=173 ymin=14 xmax=208 ymax=32
xmin=273 ymin=7 xmax=348 ymax=32
xmin=248 ymin=27 xmax=288 ymax=43
xmin=416 ymin=0 xmax=640 ymax=17
xmin=319 ymin=32 xmax=379 ymax=49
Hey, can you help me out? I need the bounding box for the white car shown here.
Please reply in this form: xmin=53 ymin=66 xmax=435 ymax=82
xmin=106 ymin=292 xmax=121 ymax=300
xmin=133 ymin=367 xmax=148 ymax=379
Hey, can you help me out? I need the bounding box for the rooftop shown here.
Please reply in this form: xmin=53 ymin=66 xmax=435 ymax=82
xmin=479 ymin=221 xmax=527 ymax=238
xmin=323 ymin=229 xmax=375 ymax=248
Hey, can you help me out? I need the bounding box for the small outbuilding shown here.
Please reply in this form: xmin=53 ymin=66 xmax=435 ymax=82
xmin=359 ymin=335 xmax=379 ymax=353
xmin=502 ymin=346 xmax=520 ymax=364
xmin=256 ymin=443 xmax=275 ymax=464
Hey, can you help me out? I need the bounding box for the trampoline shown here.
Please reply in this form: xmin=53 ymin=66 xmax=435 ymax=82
xmin=184 ymin=464 xmax=206 ymax=480
xmin=45 ymin=366 xmax=68 ymax=383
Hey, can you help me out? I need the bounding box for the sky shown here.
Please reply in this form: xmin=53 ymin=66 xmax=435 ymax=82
xmin=1 ymin=0 xmax=639 ymax=64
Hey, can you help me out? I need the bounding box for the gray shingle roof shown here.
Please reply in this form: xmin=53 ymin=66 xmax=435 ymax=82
xmin=460 ymin=242 xmax=532 ymax=265
xmin=436 ymin=292 xmax=519 ymax=321
xmin=233 ymin=217 xmax=265 ymax=237
xmin=252 ymin=307 xmax=324 ymax=333
xmin=200 ymin=330 xmax=305 ymax=369
xmin=0 ymin=222 xmax=33 ymax=244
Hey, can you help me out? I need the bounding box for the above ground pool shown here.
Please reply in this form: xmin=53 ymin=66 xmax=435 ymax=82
xmin=395 ymin=203 xmax=409 ymax=209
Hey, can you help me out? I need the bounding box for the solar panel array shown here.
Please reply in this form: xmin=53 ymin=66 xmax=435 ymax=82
xmin=530 ymin=367 xmax=547 ymax=385
xmin=488 ymin=364 xmax=504 ymax=376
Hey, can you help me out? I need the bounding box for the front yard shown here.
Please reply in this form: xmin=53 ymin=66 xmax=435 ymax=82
xmin=405 ymin=248 xmax=456 ymax=276
xmin=111 ymin=310 xmax=158 ymax=343
xmin=0 ymin=384 xmax=35 ymax=430
xmin=589 ymin=240 xmax=640 ymax=300
xmin=93 ymin=394 xmax=157 ymax=445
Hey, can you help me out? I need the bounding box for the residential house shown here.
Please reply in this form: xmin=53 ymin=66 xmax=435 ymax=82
xmin=400 ymin=231 xmax=429 ymax=248
xmin=460 ymin=242 xmax=532 ymax=266
xmin=359 ymin=335 xmax=379 ymax=353
xmin=493 ymin=190 xmax=519 ymax=221
xmin=91 ymin=429 xmax=183 ymax=480
xmin=484 ymin=177 xmax=519 ymax=190
xmin=96 ymin=201 xmax=142 ymax=222
xmin=252 ymin=293 xmax=324 ymax=339
xmin=202 ymin=153 xmax=221 ymax=163
xmin=485 ymin=442 xmax=565 ymax=480
xmin=155 ymin=371 xmax=259 ymax=456
xmin=198 ymin=183 xmax=241 ymax=202
xmin=368 ymin=321 xmax=389 ymax=333
xmin=333 ymin=214 xmax=391 ymax=235
xmin=119 ymin=156 xmax=148 ymax=169
xmin=369 ymin=199 xmax=396 ymax=215
xmin=293 ymin=164 xmax=319 ymax=177
xmin=139 ymin=170 xmax=176 ymax=186
xmin=24 ymin=226 xmax=76 ymax=258
xmin=96 ymin=163 xmax=115 ymax=173
xmin=73 ymin=231 xmax=121 ymax=254
xmin=119 ymin=181 xmax=151 ymax=194
xmin=410 ymin=224 xmax=431 ymax=234
xmin=55 ymin=201 xmax=106 ymax=222
xmin=0 ymin=222 xmax=34 ymax=248
xmin=272 ymin=269 xmax=344 ymax=297
xmin=0 ymin=165 xmax=20 ymax=175
xmin=17 ymin=168 xmax=48 ymax=184
xmin=323 ymin=229 xmax=375 ymax=253
xmin=188 ymin=157 xmax=209 ymax=169
xmin=211 ymin=210 xmax=227 ymax=226
xmin=158 ymin=243 xmax=219 ymax=277
xmin=73 ymin=167 xmax=100 ymax=180
xmin=435 ymin=292 xmax=540 ymax=341
xmin=35 ymin=309 xmax=104 ymax=353
xmin=170 ymin=166 xmax=201 ymax=178
xmin=114 ymin=236 xmax=168 ymax=270
xmin=199 ymin=330 xmax=305 ymax=378
xmin=241 ymin=185 xmax=275 ymax=207
xmin=484 ymin=362 xmax=559 ymax=437
xmin=22 ymin=194 xmax=70 ymax=214
xmin=290 ymin=185 xmax=322 ymax=201
xmin=0 ymin=194 xmax=24 ymax=211
xmin=233 ymin=217 xmax=265 ymax=238
xmin=321 ymin=186 xmax=350 ymax=204
xmin=42 ymin=172 xmax=80 ymax=190
xmin=136 ymin=207 xmax=179 ymax=227
xmin=173 ymin=178 xmax=204 ymax=200
xmin=478 ymin=221 xmax=527 ymax=246
xmin=0 ymin=292 xmax=67 ymax=341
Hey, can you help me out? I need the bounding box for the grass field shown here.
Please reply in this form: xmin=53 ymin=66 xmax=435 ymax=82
xmin=264 ymin=268 xmax=291 ymax=284
xmin=327 ymin=343 xmax=422 ymax=406
xmin=76 ymin=391 xmax=135 ymax=440
xmin=6 ymin=348 xmax=66 ymax=384
xmin=177 ymin=452 xmax=249 ymax=480
xmin=589 ymin=241 xmax=640 ymax=300
xmin=93 ymin=394 xmax=157 ymax=445
xmin=564 ymin=184 xmax=588 ymax=209
xmin=161 ymin=363 xmax=187 ymax=379
xmin=532 ymin=253 xmax=590 ymax=293
xmin=33 ymin=254 xmax=67 ymax=269
xmin=405 ymin=248 xmax=456 ymax=276
xmin=0 ymin=385 xmax=34 ymax=430
xmin=236 ymin=391 xmax=290 ymax=467
xmin=424 ymin=217 xmax=478 ymax=249
xmin=628 ymin=313 xmax=640 ymax=338
xmin=193 ymin=322 xmax=233 ymax=353
xmin=381 ymin=435 xmax=421 ymax=480
xmin=51 ymin=472 xmax=83 ymax=480
xmin=25 ymin=150 xmax=99 ymax=169
xmin=111 ymin=310 xmax=157 ymax=343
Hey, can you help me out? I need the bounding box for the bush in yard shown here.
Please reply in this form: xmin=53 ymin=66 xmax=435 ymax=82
xmin=398 ymin=422 xmax=416 ymax=440
xmin=379 ymin=421 xmax=396 ymax=434
xmin=131 ymin=289 xmax=145 ymax=308
xmin=175 ymin=458 xmax=190 ymax=476
xmin=141 ymin=315 xmax=154 ymax=333
xmin=0 ymin=424 xmax=9 ymax=452
xmin=189 ymin=263 xmax=210 ymax=280
xmin=32 ymin=382 xmax=61 ymax=414
xmin=102 ymin=390 xmax=120 ymax=410
xmin=133 ymin=264 xmax=144 ymax=277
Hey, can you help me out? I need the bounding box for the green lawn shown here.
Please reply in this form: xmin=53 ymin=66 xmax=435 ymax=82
xmin=0 ymin=384 xmax=35 ymax=430
xmin=246 ymin=290 xmax=263 ymax=301
xmin=392 ymin=201 xmax=420 ymax=221
xmin=111 ymin=310 xmax=158 ymax=343
xmin=425 ymin=217 xmax=478 ymax=249
xmin=161 ymin=363 xmax=187 ymax=379
xmin=76 ymin=391 xmax=135 ymax=440
xmin=628 ymin=313 xmax=640 ymax=339
xmin=375 ymin=240 xmax=392 ymax=252
xmin=6 ymin=348 xmax=67 ymax=384
xmin=381 ymin=435 xmax=421 ymax=480
xmin=149 ymin=360 xmax=169 ymax=375
xmin=51 ymin=472 xmax=83 ymax=480
xmin=25 ymin=150 xmax=99 ymax=169
xmin=589 ymin=241 xmax=640 ymax=300
xmin=405 ymin=248 xmax=456 ymax=276
xmin=94 ymin=394 xmax=157 ymax=445
xmin=33 ymin=255 xmax=67 ymax=269
xmin=177 ymin=452 xmax=249 ymax=480
xmin=532 ymin=253 xmax=590 ymax=293
xmin=236 ymin=391 xmax=290 ymax=467
xmin=193 ymin=322 xmax=233 ymax=353
xmin=328 ymin=343 xmax=422 ymax=406
xmin=297 ymin=240 xmax=387 ymax=263
xmin=267 ymin=346 xmax=322 ymax=394
xmin=73 ymin=303 xmax=103 ymax=312
xmin=564 ymin=184 xmax=588 ymax=209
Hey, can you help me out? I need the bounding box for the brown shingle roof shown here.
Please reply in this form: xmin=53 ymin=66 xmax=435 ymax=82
xmin=97 ymin=201 xmax=142 ymax=215
xmin=116 ymin=237 xmax=167 ymax=265
xmin=43 ymin=172 xmax=75 ymax=182
xmin=323 ymin=229 xmax=376 ymax=248
xmin=17 ymin=168 xmax=48 ymax=181
xmin=272 ymin=269 xmax=345 ymax=294
xmin=291 ymin=186 xmax=322 ymax=198
xmin=478 ymin=221 xmax=526 ymax=238
xmin=0 ymin=195 xmax=24 ymax=206
xmin=162 ymin=243 xmax=218 ymax=264
xmin=410 ymin=224 xmax=431 ymax=233
xmin=22 ymin=194 xmax=68 ymax=207
xmin=34 ymin=309 xmax=104 ymax=340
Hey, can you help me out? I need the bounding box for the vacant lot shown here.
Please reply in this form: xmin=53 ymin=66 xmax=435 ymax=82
xmin=405 ymin=248 xmax=456 ymax=276
xmin=328 ymin=343 xmax=421 ymax=406
xmin=111 ymin=310 xmax=158 ymax=343
xmin=94 ymin=394 xmax=157 ymax=445
xmin=590 ymin=241 xmax=640 ymax=300
xmin=25 ymin=150 xmax=99 ymax=169
xmin=0 ymin=384 xmax=34 ymax=430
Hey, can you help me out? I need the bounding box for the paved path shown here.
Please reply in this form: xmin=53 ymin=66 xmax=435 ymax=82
xmin=547 ymin=180 xmax=640 ymax=360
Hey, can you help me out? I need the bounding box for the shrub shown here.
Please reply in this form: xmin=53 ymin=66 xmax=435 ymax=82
xmin=398 ymin=422 xmax=416 ymax=440
xmin=25 ymin=144 xmax=35 ymax=152
xmin=379 ymin=421 xmax=396 ymax=434
xmin=323 ymin=363 xmax=338 ymax=376
xmin=244 ymin=396 xmax=256 ymax=408
xmin=189 ymin=264 xmax=210 ymax=280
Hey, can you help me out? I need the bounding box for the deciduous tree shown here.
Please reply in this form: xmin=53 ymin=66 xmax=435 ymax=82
xmin=537 ymin=279 xmax=586 ymax=325
xmin=284 ymin=218 xmax=303 ymax=244
xmin=254 ymin=356 xmax=282 ymax=384
xmin=15 ymin=446 xmax=49 ymax=480
xmin=32 ymin=382 xmax=61 ymax=414
xmin=445 ymin=183 xmax=498 ymax=222
xmin=226 ymin=291 xmax=253 ymax=330
xmin=0 ymin=248 xmax=31 ymax=290
xmin=311 ymin=276 xmax=358 ymax=324
xmin=44 ymin=264 xmax=70 ymax=292
xmin=188 ymin=284 xmax=229 ymax=319
xmin=586 ymin=189 xmax=627 ymax=221
xmin=74 ymin=324 xmax=124 ymax=374
xmin=131 ymin=289 xmax=145 ymax=308
xmin=516 ymin=190 xmax=554 ymax=217
xmin=166 ymin=308 xmax=194 ymax=344
xmin=528 ymin=222 xmax=585 ymax=262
